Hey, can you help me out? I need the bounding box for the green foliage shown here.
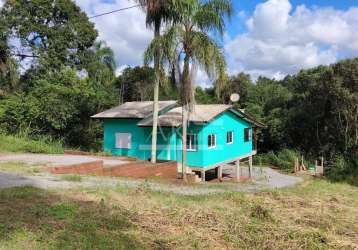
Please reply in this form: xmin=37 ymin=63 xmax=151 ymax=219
xmin=256 ymin=149 xmax=299 ymax=170
xmin=1 ymin=0 xmax=98 ymax=69
xmin=0 ymin=133 xmax=64 ymax=154
xmin=195 ymin=87 xmax=218 ymax=104
xmin=0 ymin=67 xmax=117 ymax=150
xmin=326 ymin=155 xmax=358 ymax=186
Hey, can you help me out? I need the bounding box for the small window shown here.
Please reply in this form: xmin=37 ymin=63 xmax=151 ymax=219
xmin=187 ymin=134 xmax=198 ymax=151
xmin=244 ymin=128 xmax=251 ymax=142
xmin=227 ymin=131 xmax=233 ymax=144
xmin=115 ymin=133 xmax=131 ymax=149
xmin=208 ymin=134 xmax=216 ymax=148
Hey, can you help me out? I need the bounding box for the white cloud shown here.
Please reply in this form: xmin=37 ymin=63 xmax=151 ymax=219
xmin=0 ymin=0 xmax=4 ymax=8
xmin=225 ymin=0 xmax=358 ymax=79
xmin=75 ymin=0 xmax=152 ymax=71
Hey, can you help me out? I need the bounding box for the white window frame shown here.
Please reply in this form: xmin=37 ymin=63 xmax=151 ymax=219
xmin=115 ymin=133 xmax=132 ymax=149
xmin=227 ymin=131 xmax=234 ymax=144
xmin=208 ymin=134 xmax=216 ymax=149
xmin=187 ymin=134 xmax=198 ymax=152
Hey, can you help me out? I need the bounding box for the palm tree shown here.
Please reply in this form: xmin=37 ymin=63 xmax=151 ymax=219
xmin=135 ymin=0 xmax=178 ymax=164
xmin=145 ymin=0 xmax=232 ymax=181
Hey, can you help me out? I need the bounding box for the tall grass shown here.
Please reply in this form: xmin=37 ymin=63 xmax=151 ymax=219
xmin=0 ymin=133 xmax=64 ymax=154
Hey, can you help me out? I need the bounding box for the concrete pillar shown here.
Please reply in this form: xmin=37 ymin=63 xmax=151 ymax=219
xmin=218 ymin=166 xmax=223 ymax=181
xmin=235 ymin=159 xmax=240 ymax=182
xmin=249 ymin=156 xmax=253 ymax=178
xmin=201 ymin=169 xmax=206 ymax=182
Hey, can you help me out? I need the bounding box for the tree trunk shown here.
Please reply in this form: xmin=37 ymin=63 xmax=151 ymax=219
xmin=181 ymin=54 xmax=191 ymax=182
xmin=151 ymin=21 xmax=161 ymax=164
xmin=182 ymin=104 xmax=188 ymax=182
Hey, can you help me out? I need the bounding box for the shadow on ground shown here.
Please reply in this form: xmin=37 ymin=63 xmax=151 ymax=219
xmin=0 ymin=186 xmax=144 ymax=249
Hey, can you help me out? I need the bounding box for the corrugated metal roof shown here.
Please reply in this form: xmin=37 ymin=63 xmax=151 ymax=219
xmin=91 ymin=101 xmax=177 ymax=119
xmin=138 ymin=104 xmax=232 ymax=127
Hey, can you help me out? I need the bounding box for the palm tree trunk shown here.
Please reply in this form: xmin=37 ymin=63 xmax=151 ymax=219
xmin=151 ymin=21 xmax=161 ymax=164
xmin=181 ymin=54 xmax=190 ymax=182
xmin=182 ymin=104 xmax=188 ymax=182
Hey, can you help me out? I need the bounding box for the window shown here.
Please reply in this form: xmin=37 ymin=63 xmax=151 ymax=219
xmin=244 ymin=128 xmax=251 ymax=142
xmin=227 ymin=131 xmax=233 ymax=144
xmin=187 ymin=134 xmax=198 ymax=151
xmin=115 ymin=133 xmax=131 ymax=149
xmin=208 ymin=134 xmax=216 ymax=148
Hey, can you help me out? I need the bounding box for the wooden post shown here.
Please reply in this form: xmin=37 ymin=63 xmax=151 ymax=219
xmin=249 ymin=156 xmax=253 ymax=178
xmin=235 ymin=159 xmax=240 ymax=181
xmin=201 ymin=169 xmax=206 ymax=182
xmin=218 ymin=166 xmax=223 ymax=181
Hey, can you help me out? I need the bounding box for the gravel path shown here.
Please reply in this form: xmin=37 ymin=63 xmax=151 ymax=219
xmin=0 ymin=153 xmax=129 ymax=167
xmin=0 ymin=167 xmax=302 ymax=195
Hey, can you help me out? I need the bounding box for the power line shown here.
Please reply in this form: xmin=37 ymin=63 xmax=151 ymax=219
xmin=89 ymin=4 xmax=143 ymax=19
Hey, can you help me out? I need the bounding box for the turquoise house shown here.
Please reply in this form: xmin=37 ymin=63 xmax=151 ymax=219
xmin=92 ymin=101 xmax=264 ymax=179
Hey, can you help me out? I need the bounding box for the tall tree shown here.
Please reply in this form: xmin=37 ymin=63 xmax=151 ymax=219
xmin=145 ymin=0 xmax=232 ymax=180
xmin=135 ymin=0 xmax=178 ymax=164
xmin=1 ymin=0 xmax=97 ymax=71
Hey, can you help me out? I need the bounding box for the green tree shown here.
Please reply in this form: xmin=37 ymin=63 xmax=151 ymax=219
xmin=1 ymin=0 xmax=97 ymax=70
xmin=115 ymin=66 xmax=156 ymax=102
xmin=145 ymin=0 xmax=232 ymax=180
xmin=218 ymin=72 xmax=253 ymax=106
xmin=81 ymin=41 xmax=116 ymax=87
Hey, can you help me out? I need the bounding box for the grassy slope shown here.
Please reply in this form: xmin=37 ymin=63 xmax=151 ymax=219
xmin=0 ymin=178 xmax=357 ymax=249
xmin=0 ymin=134 xmax=64 ymax=154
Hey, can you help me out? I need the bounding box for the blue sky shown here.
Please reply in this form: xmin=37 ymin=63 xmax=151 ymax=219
xmin=74 ymin=0 xmax=358 ymax=84
xmin=227 ymin=0 xmax=357 ymax=36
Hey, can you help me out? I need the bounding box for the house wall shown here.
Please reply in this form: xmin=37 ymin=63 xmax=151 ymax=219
xmin=103 ymin=110 xmax=253 ymax=168
xmin=103 ymin=119 xmax=178 ymax=161
xmin=143 ymin=127 xmax=177 ymax=161
xmin=176 ymin=110 xmax=253 ymax=168
xmin=103 ymin=119 xmax=148 ymax=160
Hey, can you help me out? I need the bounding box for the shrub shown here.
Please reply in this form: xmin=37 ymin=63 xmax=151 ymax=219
xmin=327 ymin=154 xmax=358 ymax=186
xmin=256 ymin=149 xmax=300 ymax=170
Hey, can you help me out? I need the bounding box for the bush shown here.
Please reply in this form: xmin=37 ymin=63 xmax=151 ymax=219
xmin=326 ymin=154 xmax=358 ymax=186
xmin=256 ymin=149 xmax=300 ymax=170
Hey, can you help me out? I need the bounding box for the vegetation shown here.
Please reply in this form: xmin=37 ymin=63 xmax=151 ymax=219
xmin=0 ymin=134 xmax=64 ymax=154
xmin=0 ymin=178 xmax=357 ymax=249
xmin=60 ymin=175 xmax=82 ymax=182
xmin=0 ymin=162 xmax=44 ymax=175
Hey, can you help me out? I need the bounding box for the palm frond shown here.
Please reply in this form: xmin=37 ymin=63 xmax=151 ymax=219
xmin=194 ymin=0 xmax=232 ymax=35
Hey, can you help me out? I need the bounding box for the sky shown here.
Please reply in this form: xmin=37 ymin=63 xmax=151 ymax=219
xmin=3 ymin=0 xmax=358 ymax=86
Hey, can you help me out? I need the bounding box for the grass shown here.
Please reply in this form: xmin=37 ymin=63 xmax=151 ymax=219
xmin=0 ymin=162 xmax=45 ymax=175
xmin=0 ymin=133 xmax=64 ymax=154
xmin=0 ymin=177 xmax=357 ymax=249
xmin=60 ymin=175 xmax=82 ymax=182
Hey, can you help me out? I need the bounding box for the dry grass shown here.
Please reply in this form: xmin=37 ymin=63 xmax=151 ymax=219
xmin=0 ymin=162 xmax=45 ymax=175
xmin=0 ymin=177 xmax=357 ymax=249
